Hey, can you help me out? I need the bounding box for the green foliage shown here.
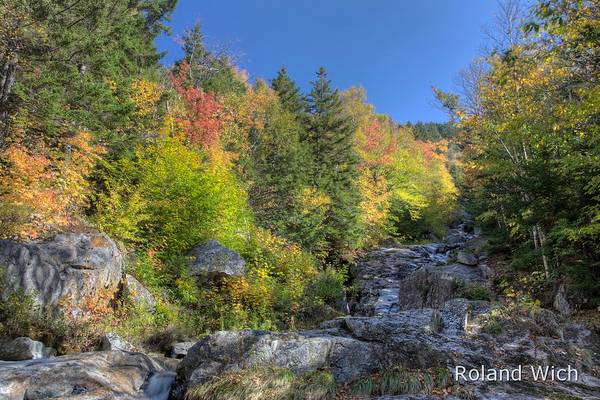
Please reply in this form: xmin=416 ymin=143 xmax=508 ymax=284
xmin=482 ymin=318 xmax=503 ymax=335
xmin=388 ymin=140 xmax=458 ymax=240
xmin=246 ymin=98 xmax=322 ymax=252
xmin=95 ymin=136 xmax=251 ymax=256
xmin=186 ymin=367 xmax=336 ymax=400
xmin=271 ymin=67 xmax=307 ymax=116
xmin=306 ymin=67 xmax=363 ymax=259
xmin=448 ymin=0 xmax=600 ymax=306
xmin=0 ymin=0 xmax=175 ymax=148
xmin=456 ymin=283 xmax=491 ymax=301
xmin=409 ymin=122 xmax=458 ymax=141
xmin=0 ymin=202 xmax=29 ymax=239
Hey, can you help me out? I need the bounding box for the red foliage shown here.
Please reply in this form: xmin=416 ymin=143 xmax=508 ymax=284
xmin=415 ymin=141 xmax=435 ymax=166
xmin=170 ymin=62 xmax=223 ymax=150
xmin=360 ymin=119 xmax=398 ymax=167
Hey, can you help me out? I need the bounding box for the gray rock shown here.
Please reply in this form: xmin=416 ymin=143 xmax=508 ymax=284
xmin=171 ymin=303 xmax=600 ymax=400
xmin=0 ymin=232 xmax=123 ymax=313
xmin=0 ymin=350 xmax=173 ymax=400
xmin=0 ymin=337 xmax=45 ymax=361
xmin=456 ymin=250 xmax=478 ymax=266
xmin=188 ymin=240 xmax=245 ymax=277
xmin=170 ymin=342 xmax=196 ymax=359
xmin=42 ymin=347 xmax=57 ymax=358
xmin=554 ymin=283 xmax=572 ymax=316
xmin=123 ymin=274 xmax=157 ymax=311
xmin=170 ymin=306 xmax=492 ymax=398
xmin=100 ymin=332 xmax=135 ymax=352
xmin=397 ymin=267 xmax=457 ymax=310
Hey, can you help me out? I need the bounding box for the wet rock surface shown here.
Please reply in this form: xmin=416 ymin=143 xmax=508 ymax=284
xmin=0 ymin=337 xmax=47 ymax=361
xmin=0 ymin=350 xmax=175 ymax=400
xmin=170 ymin=221 xmax=600 ymax=399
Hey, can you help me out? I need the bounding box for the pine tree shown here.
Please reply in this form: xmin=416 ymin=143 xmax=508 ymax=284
xmin=177 ymin=22 xmax=246 ymax=96
xmin=0 ymin=0 xmax=176 ymax=149
xmin=306 ymin=66 xmax=362 ymax=258
xmin=248 ymin=96 xmax=316 ymax=245
xmin=270 ymin=67 xmax=306 ymax=116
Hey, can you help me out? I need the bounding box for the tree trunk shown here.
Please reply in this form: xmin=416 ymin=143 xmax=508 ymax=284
xmin=535 ymin=224 xmax=550 ymax=279
xmin=0 ymin=56 xmax=18 ymax=145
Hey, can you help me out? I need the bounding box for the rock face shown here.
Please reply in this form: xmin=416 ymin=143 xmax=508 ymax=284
xmin=0 ymin=337 xmax=45 ymax=361
xmin=456 ymin=250 xmax=478 ymax=266
xmin=187 ymin=240 xmax=245 ymax=277
xmin=100 ymin=332 xmax=136 ymax=352
xmin=0 ymin=350 xmax=174 ymax=400
xmin=170 ymin=342 xmax=196 ymax=359
xmin=0 ymin=232 xmax=123 ymax=312
xmin=170 ymin=220 xmax=600 ymax=400
xmin=123 ymin=274 xmax=157 ymax=311
xmin=553 ymin=283 xmax=572 ymax=316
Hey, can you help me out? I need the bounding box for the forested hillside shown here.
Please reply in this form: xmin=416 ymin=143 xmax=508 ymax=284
xmin=0 ymin=0 xmax=458 ymax=342
xmin=437 ymin=0 xmax=600 ymax=308
xmin=1 ymin=1 xmax=599 ymax=399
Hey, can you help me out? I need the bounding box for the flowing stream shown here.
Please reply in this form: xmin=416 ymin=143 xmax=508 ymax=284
xmin=142 ymin=371 xmax=177 ymax=400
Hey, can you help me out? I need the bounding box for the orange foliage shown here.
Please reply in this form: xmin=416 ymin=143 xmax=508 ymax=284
xmin=0 ymin=131 xmax=104 ymax=238
xmin=356 ymin=118 xmax=398 ymax=170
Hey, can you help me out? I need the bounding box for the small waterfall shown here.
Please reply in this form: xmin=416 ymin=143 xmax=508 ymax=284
xmin=142 ymin=371 xmax=176 ymax=400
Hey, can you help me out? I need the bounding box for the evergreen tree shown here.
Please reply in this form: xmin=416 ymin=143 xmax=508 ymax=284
xmin=0 ymin=0 xmax=176 ymax=148
xmin=270 ymin=67 xmax=306 ymax=116
xmin=247 ymin=94 xmax=318 ymax=247
xmin=177 ymin=22 xmax=246 ymax=96
xmin=306 ymin=67 xmax=362 ymax=258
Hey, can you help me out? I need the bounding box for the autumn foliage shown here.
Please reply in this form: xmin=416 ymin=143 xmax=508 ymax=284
xmin=171 ymin=62 xmax=223 ymax=151
xmin=0 ymin=131 xmax=104 ymax=239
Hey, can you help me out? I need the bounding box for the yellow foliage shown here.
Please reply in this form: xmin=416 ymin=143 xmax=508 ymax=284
xmin=130 ymin=78 xmax=163 ymax=118
xmin=0 ymin=131 xmax=104 ymax=238
xmin=358 ymin=168 xmax=392 ymax=245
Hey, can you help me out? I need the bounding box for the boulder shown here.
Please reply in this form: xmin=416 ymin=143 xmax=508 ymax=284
xmin=0 ymin=337 xmax=45 ymax=361
xmin=0 ymin=232 xmax=123 ymax=313
xmin=100 ymin=332 xmax=135 ymax=352
xmin=398 ymin=264 xmax=487 ymax=310
xmin=456 ymin=250 xmax=478 ymax=266
xmin=170 ymin=306 xmax=493 ymax=398
xmin=123 ymin=274 xmax=156 ymax=311
xmin=170 ymin=342 xmax=196 ymax=359
xmin=187 ymin=240 xmax=245 ymax=277
xmin=0 ymin=350 xmax=173 ymax=400
xmin=397 ymin=268 xmax=456 ymax=310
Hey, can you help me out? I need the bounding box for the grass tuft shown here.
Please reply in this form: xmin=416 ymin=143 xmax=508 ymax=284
xmin=185 ymin=366 xmax=335 ymax=400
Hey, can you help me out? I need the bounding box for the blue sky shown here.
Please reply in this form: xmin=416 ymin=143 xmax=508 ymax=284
xmin=156 ymin=0 xmax=499 ymax=123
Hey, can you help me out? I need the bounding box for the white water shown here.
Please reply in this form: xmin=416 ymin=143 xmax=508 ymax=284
xmin=142 ymin=371 xmax=176 ymax=400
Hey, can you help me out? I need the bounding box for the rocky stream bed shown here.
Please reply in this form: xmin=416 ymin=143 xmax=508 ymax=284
xmin=1 ymin=222 xmax=599 ymax=399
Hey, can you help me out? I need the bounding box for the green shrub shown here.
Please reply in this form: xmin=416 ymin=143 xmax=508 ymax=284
xmin=95 ymin=136 xmax=251 ymax=257
xmin=0 ymin=287 xmax=101 ymax=353
xmin=482 ymin=318 xmax=503 ymax=335
xmin=456 ymin=283 xmax=491 ymax=301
